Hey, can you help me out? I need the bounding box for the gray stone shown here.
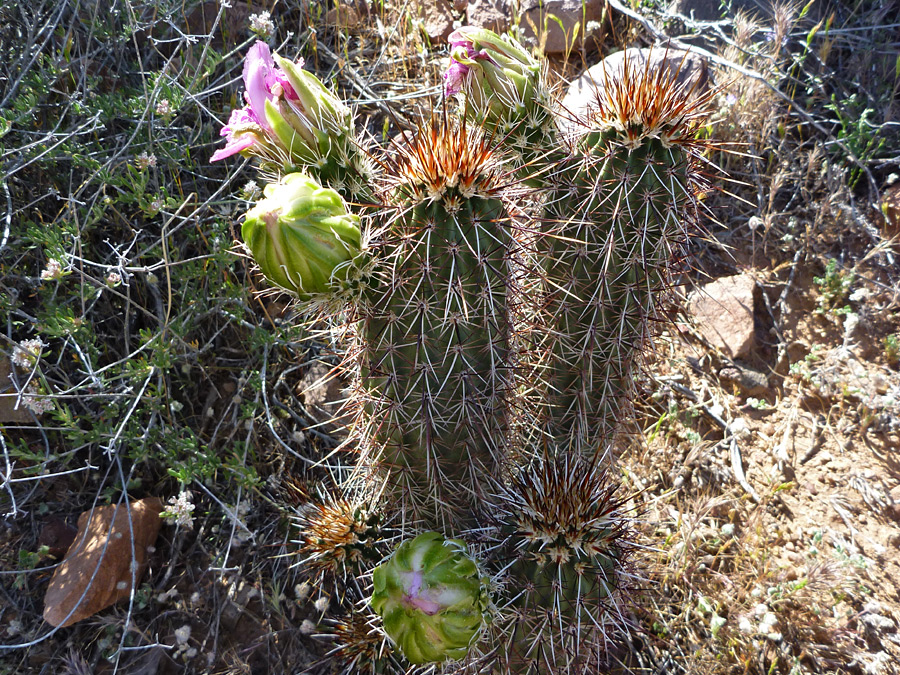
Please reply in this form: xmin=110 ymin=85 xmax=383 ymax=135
xmin=688 ymin=274 xmax=757 ymax=360
xmin=467 ymin=0 xmax=510 ymax=33
xmin=562 ymin=47 xmax=709 ymax=121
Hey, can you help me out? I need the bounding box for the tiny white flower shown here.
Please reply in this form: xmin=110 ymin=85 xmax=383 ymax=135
xmin=11 ymin=339 xmax=44 ymax=368
xmin=249 ymin=10 xmax=275 ymax=39
xmin=155 ymin=99 xmax=173 ymax=116
xmin=174 ymin=624 xmax=191 ymax=645
xmin=40 ymin=258 xmax=64 ymax=281
xmin=241 ymin=180 xmax=262 ymax=201
xmin=22 ymin=381 xmax=53 ymax=415
xmin=163 ymin=491 xmax=196 ymax=528
xmin=135 ymin=152 xmax=157 ymax=170
xmin=106 ymin=271 xmax=122 ymax=287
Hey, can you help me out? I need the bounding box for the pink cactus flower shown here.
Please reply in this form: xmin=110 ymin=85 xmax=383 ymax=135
xmin=212 ymin=42 xmax=301 ymax=161
xmin=210 ymin=108 xmax=260 ymax=161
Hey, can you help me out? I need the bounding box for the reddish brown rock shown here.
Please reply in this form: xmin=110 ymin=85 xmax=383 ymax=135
xmin=43 ymin=498 xmax=163 ymax=627
xmin=466 ymin=0 xmax=605 ymax=53
xmin=688 ymin=274 xmax=758 ymax=360
xmin=467 ymin=0 xmax=510 ymax=33
xmin=325 ymin=5 xmax=361 ymax=29
xmin=414 ymin=0 xmax=456 ymax=42
xmin=38 ymin=518 xmax=78 ymax=560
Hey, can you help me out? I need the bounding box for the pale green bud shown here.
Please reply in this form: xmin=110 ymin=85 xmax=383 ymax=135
xmin=446 ymin=27 xmax=542 ymax=128
xmin=371 ymin=532 xmax=489 ymax=665
xmin=241 ymin=173 xmax=361 ymax=297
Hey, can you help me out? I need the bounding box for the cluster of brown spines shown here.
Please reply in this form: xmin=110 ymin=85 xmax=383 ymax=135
xmin=325 ymin=609 xmax=397 ymax=675
xmin=292 ymin=489 xmax=387 ymax=583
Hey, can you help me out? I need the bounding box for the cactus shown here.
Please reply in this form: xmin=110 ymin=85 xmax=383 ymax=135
xmin=241 ymin=172 xmax=362 ymax=299
xmin=214 ymin=32 xmax=716 ymax=674
xmin=371 ymin=531 xmax=491 ymax=665
xmin=351 ymin=116 xmax=519 ymax=530
xmin=486 ymin=452 xmax=636 ymax=674
xmin=540 ymin=52 xmax=712 ymax=452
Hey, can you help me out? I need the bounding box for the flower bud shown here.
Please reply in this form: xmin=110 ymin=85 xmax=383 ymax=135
xmin=445 ymin=27 xmax=541 ymax=129
xmin=272 ymin=55 xmax=353 ymax=163
xmin=241 ymin=173 xmax=361 ymax=297
xmin=371 ymin=532 xmax=488 ymax=664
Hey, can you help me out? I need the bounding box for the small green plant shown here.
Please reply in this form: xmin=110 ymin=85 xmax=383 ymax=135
xmin=825 ymin=93 xmax=888 ymax=190
xmin=884 ymin=333 xmax=900 ymax=366
xmin=813 ymin=259 xmax=854 ymax=313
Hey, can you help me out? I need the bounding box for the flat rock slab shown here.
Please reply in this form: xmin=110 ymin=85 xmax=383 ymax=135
xmin=688 ymin=274 xmax=758 ymax=360
xmin=563 ymin=47 xmax=709 ymax=122
xmin=43 ymin=498 xmax=163 ymax=627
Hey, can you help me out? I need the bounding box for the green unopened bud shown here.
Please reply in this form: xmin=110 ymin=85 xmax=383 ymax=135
xmin=241 ymin=173 xmax=361 ymax=297
xmin=371 ymin=532 xmax=489 ymax=665
xmin=446 ymin=27 xmax=542 ymax=129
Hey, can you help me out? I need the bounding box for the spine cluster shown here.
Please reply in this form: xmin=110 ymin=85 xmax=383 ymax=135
xmin=213 ymin=35 xmax=715 ymax=675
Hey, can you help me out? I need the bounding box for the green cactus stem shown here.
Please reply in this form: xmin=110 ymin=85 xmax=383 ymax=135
xmin=371 ymin=531 xmax=491 ymax=665
xmin=542 ymin=52 xmax=713 ymax=453
xmin=241 ymin=172 xmax=362 ymax=299
xmin=488 ymin=452 xmax=637 ymax=674
xmin=354 ymin=117 xmax=519 ymax=529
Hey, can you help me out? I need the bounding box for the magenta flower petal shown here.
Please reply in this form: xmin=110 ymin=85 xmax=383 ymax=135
xmin=227 ymin=106 xmax=259 ymax=128
xmin=269 ymin=69 xmax=298 ymax=101
xmin=211 ymin=107 xmax=261 ymax=162
xmin=443 ymin=60 xmax=470 ymax=96
xmin=447 ymin=29 xmax=473 ymax=52
xmin=211 ymin=132 xmax=257 ymax=162
xmin=243 ymin=41 xmax=276 ymax=130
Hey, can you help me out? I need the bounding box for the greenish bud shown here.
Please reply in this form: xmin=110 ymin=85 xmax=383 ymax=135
xmin=241 ymin=173 xmax=361 ymax=297
xmin=371 ymin=532 xmax=489 ymax=665
xmin=445 ymin=27 xmax=542 ymax=128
